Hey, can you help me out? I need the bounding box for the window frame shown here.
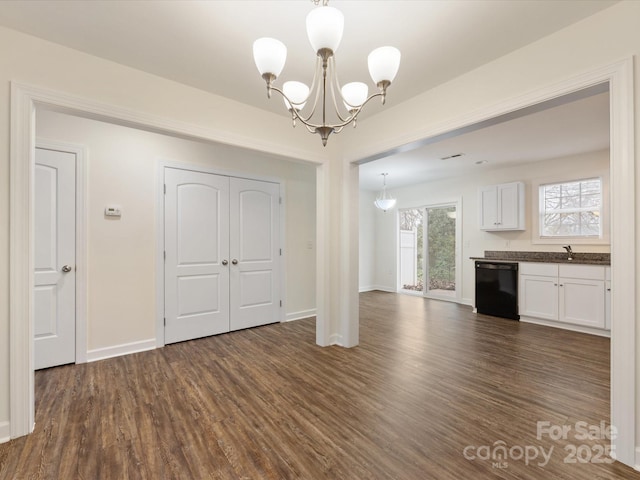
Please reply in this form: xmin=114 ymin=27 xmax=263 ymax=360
xmin=531 ymin=173 xmax=610 ymax=245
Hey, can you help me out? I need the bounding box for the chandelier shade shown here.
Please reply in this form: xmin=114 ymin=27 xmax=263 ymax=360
xmin=368 ymin=46 xmax=401 ymax=85
xmin=341 ymin=82 xmax=369 ymax=110
xmin=306 ymin=6 xmax=344 ymax=53
xmin=283 ymin=81 xmax=310 ymax=111
xmin=252 ymin=38 xmax=287 ymax=78
xmin=253 ymin=1 xmax=400 ymax=146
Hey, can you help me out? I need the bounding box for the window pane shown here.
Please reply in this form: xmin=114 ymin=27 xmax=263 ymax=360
xmin=539 ymin=178 xmax=602 ymax=238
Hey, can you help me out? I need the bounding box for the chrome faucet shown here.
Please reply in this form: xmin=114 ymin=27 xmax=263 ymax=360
xmin=562 ymin=245 xmax=574 ymax=261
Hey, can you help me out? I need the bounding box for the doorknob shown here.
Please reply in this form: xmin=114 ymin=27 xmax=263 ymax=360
xmin=222 ymin=260 xmax=228 ymax=266
xmin=232 ymin=259 xmax=238 ymax=265
xmin=61 ymin=265 xmax=73 ymax=273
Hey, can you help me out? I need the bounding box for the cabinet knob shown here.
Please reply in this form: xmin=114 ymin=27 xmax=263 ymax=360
xmin=607 ymin=288 xmax=611 ymax=292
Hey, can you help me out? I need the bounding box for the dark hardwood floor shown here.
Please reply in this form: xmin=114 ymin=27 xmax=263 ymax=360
xmin=1 ymin=291 xmax=638 ymax=479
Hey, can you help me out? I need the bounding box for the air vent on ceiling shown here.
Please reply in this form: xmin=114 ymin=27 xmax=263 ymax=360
xmin=440 ymin=153 xmax=464 ymax=160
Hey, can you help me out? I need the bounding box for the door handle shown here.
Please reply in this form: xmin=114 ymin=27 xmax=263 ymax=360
xmin=61 ymin=265 xmax=73 ymax=273
xmin=232 ymin=259 xmax=238 ymax=265
xmin=222 ymin=260 xmax=228 ymax=266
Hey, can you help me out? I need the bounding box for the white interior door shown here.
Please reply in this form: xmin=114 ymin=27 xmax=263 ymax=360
xmin=164 ymin=168 xmax=230 ymax=344
xmin=34 ymin=147 xmax=76 ymax=369
xmin=229 ymin=178 xmax=281 ymax=330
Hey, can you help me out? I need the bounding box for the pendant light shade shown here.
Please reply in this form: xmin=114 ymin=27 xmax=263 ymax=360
xmin=374 ymin=173 xmax=396 ymax=212
xmin=253 ymin=37 xmax=287 ymax=77
xmin=341 ymin=82 xmax=369 ymax=110
xmin=306 ymin=6 xmax=344 ymax=54
xmin=368 ymin=46 xmax=401 ymax=85
xmin=283 ymin=81 xmax=310 ymax=110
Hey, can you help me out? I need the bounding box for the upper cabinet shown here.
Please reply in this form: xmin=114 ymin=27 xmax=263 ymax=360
xmin=479 ymin=181 xmax=525 ymax=231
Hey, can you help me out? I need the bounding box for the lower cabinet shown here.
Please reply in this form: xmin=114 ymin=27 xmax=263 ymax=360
xmin=519 ymin=262 xmax=608 ymax=332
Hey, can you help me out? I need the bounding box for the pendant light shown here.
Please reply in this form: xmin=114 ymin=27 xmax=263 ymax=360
xmin=374 ymin=173 xmax=396 ymax=212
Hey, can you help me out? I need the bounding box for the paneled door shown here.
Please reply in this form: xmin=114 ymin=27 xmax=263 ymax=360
xmin=164 ymin=168 xmax=230 ymax=344
xmin=164 ymin=168 xmax=281 ymax=344
xmin=34 ymin=147 xmax=76 ymax=369
xmin=229 ymin=178 xmax=281 ymax=330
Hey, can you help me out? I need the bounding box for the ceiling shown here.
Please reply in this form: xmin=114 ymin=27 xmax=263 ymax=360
xmin=0 ymin=0 xmax=615 ymax=189
xmin=0 ymin=0 xmax=618 ymax=117
xmin=359 ymin=89 xmax=610 ymax=191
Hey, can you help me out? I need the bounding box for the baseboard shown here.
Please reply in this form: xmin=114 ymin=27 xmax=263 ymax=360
xmin=87 ymin=338 xmax=156 ymax=363
xmin=284 ymin=309 xmax=316 ymax=322
xmin=519 ymin=316 xmax=610 ymax=338
xmin=329 ymin=333 xmax=342 ymax=346
xmin=361 ymin=285 xmax=396 ymax=293
xmin=0 ymin=420 xmax=10 ymax=443
xmin=635 ymin=446 xmax=640 ymax=471
xmin=460 ymin=297 xmax=473 ymax=307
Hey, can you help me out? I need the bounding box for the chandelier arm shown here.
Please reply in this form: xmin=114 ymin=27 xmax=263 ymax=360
xmin=328 ymin=58 xmax=351 ymax=123
xmin=299 ymin=58 xmax=324 ymax=123
xmin=268 ymin=85 xmax=325 ymax=131
xmin=269 ymin=85 xmax=387 ymax=132
xmin=322 ymin=90 xmax=386 ymax=129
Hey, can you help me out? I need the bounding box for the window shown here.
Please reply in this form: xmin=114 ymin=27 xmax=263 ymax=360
xmin=539 ymin=178 xmax=602 ymax=238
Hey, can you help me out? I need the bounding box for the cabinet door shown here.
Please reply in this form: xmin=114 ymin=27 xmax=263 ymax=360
xmin=559 ymin=278 xmax=605 ymax=328
xmin=479 ymin=185 xmax=498 ymax=230
xmin=498 ymin=183 xmax=520 ymax=229
xmin=604 ymin=280 xmax=611 ymax=330
xmin=519 ymin=274 xmax=558 ymax=320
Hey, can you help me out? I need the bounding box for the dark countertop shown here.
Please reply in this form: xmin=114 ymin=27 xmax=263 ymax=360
xmin=470 ymin=250 xmax=610 ymax=266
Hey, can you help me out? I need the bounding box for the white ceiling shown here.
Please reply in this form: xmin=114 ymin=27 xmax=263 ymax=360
xmin=0 ymin=0 xmax=615 ymax=188
xmin=0 ymin=0 xmax=618 ymax=117
xmin=359 ymin=89 xmax=610 ymax=191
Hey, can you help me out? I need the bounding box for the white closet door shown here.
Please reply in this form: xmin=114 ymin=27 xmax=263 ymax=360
xmin=34 ymin=147 xmax=76 ymax=369
xmin=164 ymin=168 xmax=230 ymax=344
xmin=229 ymin=178 xmax=281 ymax=331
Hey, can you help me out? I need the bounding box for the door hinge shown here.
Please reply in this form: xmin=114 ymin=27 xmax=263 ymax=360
xmin=164 ymin=317 xmax=166 ymax=326
xmin=280 ymin=248 xmax=282 ymax=256
xmin=279 ymin=197 xmax=282 ymax=205
xmin=164 ymin=184 xmax=167 ymax=194
xmin=280 ymin=300 xmax=282 ymax=307
xmin=164 ymin=251 xmax=166 ymax=261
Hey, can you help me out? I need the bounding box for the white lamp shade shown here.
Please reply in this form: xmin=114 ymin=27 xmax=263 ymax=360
xmin=341 ymin=82 xmax=368 ymax=109
xmin=283 ymin=81 xmax=310 ymax=110
xmin=368 ymin=46 xmax=401 ymax=84
xmin=253 ymin=37 xmax=287 ymax=77
xmin=374 ymin=197 xmax=397 ymax=212
xmin=306 ymin=6 xmax=344 ymax=53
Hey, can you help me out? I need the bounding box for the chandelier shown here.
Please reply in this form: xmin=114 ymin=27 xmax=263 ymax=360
xmin=374 ymin=173 xmax=396 ymax=212
xmin=252 ymin=0 xmax=401 ymax=146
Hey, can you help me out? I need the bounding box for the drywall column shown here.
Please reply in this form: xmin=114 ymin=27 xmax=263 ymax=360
xmin=315 ymin=151 xmax=359 ymax=347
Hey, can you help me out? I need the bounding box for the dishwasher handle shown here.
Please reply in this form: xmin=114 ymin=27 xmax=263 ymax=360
xmin=475 ymin=261 xmax=518 ymax=271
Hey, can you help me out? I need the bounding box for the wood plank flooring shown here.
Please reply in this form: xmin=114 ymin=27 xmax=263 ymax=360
xmin=1 ymin=291 xmax=639 ymax=479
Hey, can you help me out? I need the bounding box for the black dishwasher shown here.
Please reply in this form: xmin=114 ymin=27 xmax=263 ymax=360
xmin=475 ymin=261 xmax=519 ymax=320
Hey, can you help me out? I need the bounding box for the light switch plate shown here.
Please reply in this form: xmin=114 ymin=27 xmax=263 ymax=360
xmin=105 ymin=205 xmax=122 ymax=217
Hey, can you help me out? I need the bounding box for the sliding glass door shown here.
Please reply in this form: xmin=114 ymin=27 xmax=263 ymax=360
xmin=425 ymin=204 xmax=457 ymax=299
xmin=399 ymin=203 xmax=458 ymax=300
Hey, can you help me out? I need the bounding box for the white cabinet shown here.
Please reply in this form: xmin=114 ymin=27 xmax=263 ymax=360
xmin=479 ymin=182 xmax=525 ymax=231
xmin=520 ymin=266 xmax=559 ymax=320
xmin=519 ymin=262 xmax=607 ymax=331
xmin=605 ymin=267 xmax=611 ymax=330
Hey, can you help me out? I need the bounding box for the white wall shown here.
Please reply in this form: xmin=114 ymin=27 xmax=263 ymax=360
xmin=361 ymin=150 xmax=609 ymax=304
xmin=36 ymin=109 xmax=316 ymax=351
xmin=358 ymin=189 xmax=376 ymax=291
